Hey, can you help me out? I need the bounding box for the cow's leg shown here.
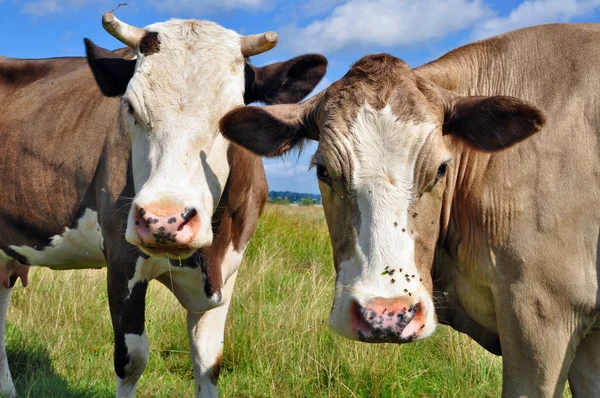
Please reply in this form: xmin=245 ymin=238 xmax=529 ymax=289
xmin=494 ymin=285 xmax=578 ymax=398
xmin=0 ymin=286 xmax=15 ymax=398
xmin=108 ymin=257 xmax=150 ymax=398
xmin=187 ymin=270 xmax=238 ymax=398
xmin=568 ymin=330 xmax=600 ymax=397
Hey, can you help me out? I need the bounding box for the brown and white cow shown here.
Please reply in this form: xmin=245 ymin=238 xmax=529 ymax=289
xmin=220 ymin=23 xmax=600 ymax=397
xmin=0 ymin=12 xmax=326 ymax=397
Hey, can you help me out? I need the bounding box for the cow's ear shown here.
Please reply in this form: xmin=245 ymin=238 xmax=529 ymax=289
xmin=443 ymin=95 xmax=545 ymax=151
xmin=220 ymin=103 xmax=315 ymax=157
xmin=245 ymin=54 xmax=327 ymax=105
xmin=84 ymin=38 xmax=136 ymax=97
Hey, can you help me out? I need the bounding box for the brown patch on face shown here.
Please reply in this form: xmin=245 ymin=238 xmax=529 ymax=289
xmin=318 ymin=175 xmax=361 ymax=274
xmin=317 ymin=53 xmax=437 ymax=136
xmin=199 ymin=144 xmax=267 ymax=299
xmin=209 ymin=351 xmax=224 ymax=385
xmin=139 ymin=32 xmax=161 ymax=56
xmin=406 ymin=140 xmax=448 ymax=294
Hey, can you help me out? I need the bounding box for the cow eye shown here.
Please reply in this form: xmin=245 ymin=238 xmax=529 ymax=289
xmin=123 ymin=101 xmax=138 ymax=125
xmin=436 ymin=163 xmax=447 ymax=181
xmin=316 ymin=164 xmax=331 ymax=183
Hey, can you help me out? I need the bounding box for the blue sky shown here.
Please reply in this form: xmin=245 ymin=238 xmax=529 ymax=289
xmin=2 ymin=0 xmax=600 ymax=194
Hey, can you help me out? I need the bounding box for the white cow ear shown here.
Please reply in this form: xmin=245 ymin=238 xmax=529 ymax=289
xmin=442 ymin=94 xmax=546 ymax=151
xmin=219 ymin=101 xmax=317 ymax=158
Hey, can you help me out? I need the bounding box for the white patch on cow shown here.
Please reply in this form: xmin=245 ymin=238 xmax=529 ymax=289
xmin=116 ymin=376 xmax=135 ymax=398
xmin=116 ymin=332 xmax=149 ymax=398
xmin=188 ymin=270 xmax=239 ymax=398
xmin=125 ymin=244 xmax=244 ymax=313
xmin=164 ymin=244 xmax=245 ymax=313
xmin=8 ymin=208 xmax=105 ymax=269
xmin=126 ymin=256 xmax=168 ymax=298
xmin=220 ymin=243 xmax=244 ymax=288
xmin=123 ymin=19 xmax=246 ymax=250
xmin=329 ymin=103 xmax=438 ymax=339
xmin=0 ymin=287 xmax=15 ymax=398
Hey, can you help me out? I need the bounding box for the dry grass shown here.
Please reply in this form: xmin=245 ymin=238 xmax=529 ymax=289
xmin=4 ymin=204 xmax=571 ymax=397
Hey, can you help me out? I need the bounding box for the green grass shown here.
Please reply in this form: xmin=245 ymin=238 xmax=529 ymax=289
xmin=4 ymin=205 xmax=570 ymax=397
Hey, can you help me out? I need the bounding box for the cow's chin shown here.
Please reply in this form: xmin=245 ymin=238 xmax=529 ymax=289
xmin=138 ymin=246 xmax=197 ymax=260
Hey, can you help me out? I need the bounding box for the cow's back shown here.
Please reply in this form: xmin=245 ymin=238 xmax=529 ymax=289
xmin=0 ymin=56 xmax=122 ymax=259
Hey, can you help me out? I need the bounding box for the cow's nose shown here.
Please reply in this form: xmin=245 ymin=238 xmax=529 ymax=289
xmin=350 ymin=296 xmax=426 ymax=343
xmin=133 ymin=205 xmax=199 ymax=249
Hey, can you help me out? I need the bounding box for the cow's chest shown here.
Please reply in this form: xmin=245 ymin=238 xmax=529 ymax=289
xmin=130 ymin=245 xmax=244 ymax=313
xmin=3 ymin=209 xmax=105 ymax=270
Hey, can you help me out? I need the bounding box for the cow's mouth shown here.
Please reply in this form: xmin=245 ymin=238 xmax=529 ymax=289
xmin=138 ymin=245 xmax=196 ymax=260
xmin=350 ymin=300 xmax=429 ymax=344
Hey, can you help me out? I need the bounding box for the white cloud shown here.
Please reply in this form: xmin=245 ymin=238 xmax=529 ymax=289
xmin=20 ymin=0 xmax=108 ymax=16
xmin=22 ymin=0 xmax=61 ymax=16
xmin=148 ymin=0 xmax=269 ymax=14
xmin=299 ymin=0 xmax=345 ymax=16
xmin=472 ymin=0 xmax=600 ymax=40
xmin=20 ymin=0 xmax=269 ymax=17
xmin=264 ymin=159 xmax=311 ymax=178
xmin=280 ymin=0 xmax=492 ymax=53
xmin=263 ymin=147 xmax=320 ymax=193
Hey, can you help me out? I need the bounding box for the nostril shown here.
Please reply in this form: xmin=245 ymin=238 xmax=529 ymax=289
xmin=179 ymin=207 xmax=198 ymax=231
xmin=135 ymin=207 xmax=150 ymax=229
xmin=403 ymin=303 xmax=419 ymax=324
xmin=181 ymin=207 xmax=197 ymax=221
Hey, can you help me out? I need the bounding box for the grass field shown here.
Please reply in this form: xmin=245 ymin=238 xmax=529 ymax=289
xmin=5 ymin=204 xmax=571 ymax=397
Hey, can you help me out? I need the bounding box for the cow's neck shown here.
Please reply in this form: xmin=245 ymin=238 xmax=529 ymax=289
xmin=434 ymin=143 xmax=502 ymax=333
xmin=415 ymin=41 xmax=512 ymax=97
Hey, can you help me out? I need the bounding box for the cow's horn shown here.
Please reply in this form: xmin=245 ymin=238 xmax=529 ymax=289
xmin=102 ymin=12 xmax=147 ymax=48
xmin=240 ymin=31 xmax=278 ymax=56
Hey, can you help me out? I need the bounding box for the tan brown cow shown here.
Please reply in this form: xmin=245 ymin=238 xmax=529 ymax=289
xmin=220 ymin=23 xmax=600 ymax=397
xmin=0 ymin=12 xmax=326 ymax=398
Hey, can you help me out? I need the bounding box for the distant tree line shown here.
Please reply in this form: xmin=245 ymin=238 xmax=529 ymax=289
xmin=268 ymin=191 xmax=321 ymax=205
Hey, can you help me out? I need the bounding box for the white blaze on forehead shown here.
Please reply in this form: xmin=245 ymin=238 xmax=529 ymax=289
xmin=124 ymin=19 xmax=247 ymax=248
xmin=339 ymin=104 xmax=435 ymax=300
xmin=127 ymin=19 xmax=246 ymax=130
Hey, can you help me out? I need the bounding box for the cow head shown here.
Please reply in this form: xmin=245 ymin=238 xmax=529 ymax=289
xmin=220 ymin=53 xmax=544 ymax=343
xmin=85 ymin=12 xmax=327 ymax=258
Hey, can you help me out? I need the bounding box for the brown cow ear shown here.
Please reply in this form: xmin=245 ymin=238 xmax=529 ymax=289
xmin=84 ymin=38 xmax=136 ymax=97
xmin=219 ymin=103 xmax=315 ymax=157
xmin=245 ymin=54 xmax=327 ymax=105
xmin=443 ymin=95 xmax=545 ymax=151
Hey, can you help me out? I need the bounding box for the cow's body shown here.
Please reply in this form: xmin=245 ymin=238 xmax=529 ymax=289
xmin=0 ymin=15 xmax=326 ymax=398
xmin=416 ymin=23 xmax=600 ymax=396
xmin=221 ymin=23 xmax=600 ymax=396
xmin=0 ymin=52 xmax=266 ymax=397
